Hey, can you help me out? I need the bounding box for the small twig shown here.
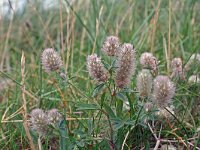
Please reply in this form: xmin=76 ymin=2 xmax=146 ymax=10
xmin=148 ymin=123 xmax=158 ymax=139
xmin=148 ymin=123 xmax=200 ymax=150
xmin=160 ymin=139 xmax=200 ymax=150
xmin=154 ymin=140 xmax=160 ymax=150
xmin=1 ymin=120 xmax=23 ymax=123
xmin=148 ymin=123 xmax=162 ymax=150
xmin=21 ymin=52 xmax=36 ymax=150
xmin=150 ymin=0 xmax=161 ymax=54
xmin=38 ymin=136 xmax=42 ymax=150
xmin=154 ymin=124 xmax=162 ymax=150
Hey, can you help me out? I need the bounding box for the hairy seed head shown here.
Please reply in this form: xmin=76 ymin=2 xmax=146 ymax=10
xmin=115 ymin=43 xmax=135 ymax=88
xmin=30 ymin=108 xmax=49 ymax=135
xmin=171 ymin=58 xmax=184 ymax=79
xmin=87 ymin=54 xmax=108 ymax=82
xmin=152 ymin=75 xmax=175 ymax=108
xmin=140 ymin=52 xmax=158 ymax=70
xmin=101 ymin=36 xmax=120 ymax=56
xmin=137 ymin=69 xmax=153 ymax=98
xmin=47 ymin=109 xmax=63 ymax=126
xmin=41 ymin=48 xmax=63 ymax=73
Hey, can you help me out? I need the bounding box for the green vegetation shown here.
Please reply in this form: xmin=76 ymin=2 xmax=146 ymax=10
xmin=0 ymin=0 xmax=200 ymax=149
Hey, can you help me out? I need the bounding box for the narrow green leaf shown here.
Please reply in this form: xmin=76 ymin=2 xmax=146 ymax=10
xmin=111 ymin=118 xmax=124 ymax=131
xmin=103 ymin=104 xmax=116 ymax=118
xmin=116 ymin=92 xmax=127 ymax=102
xmin=59 ymin=120 xmax=70 ymax=150
xmin=76 ymin=103 xmax=99 ymax=110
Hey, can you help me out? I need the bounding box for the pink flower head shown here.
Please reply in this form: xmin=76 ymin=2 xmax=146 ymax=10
xmin=87 ymin=54 xmax=108 ymax=82
xmin=101 ymin=36 xmax=120 ymax=56
xmin=115 ymin=43 xmax=136 ymax=88
xmin=152 ymin=75 xmax=175 ymax=108
xmin=171 ymin=58 xmax=184 ymax=79
xmin=47 ymin=109 xmax=63 ymax=125
xmin=137 ymin=69 xmax=153 ymax=98
xmin=140 ymin=52 xmax=158 ymax=70
xmin=41 ymin=48 xmax=63 ymax=73
xmin=30 ymin=108 xmax=49 ymax=135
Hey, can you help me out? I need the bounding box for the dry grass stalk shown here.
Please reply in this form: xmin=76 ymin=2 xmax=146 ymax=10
xmin=59 ymin=0 xmax=64 ymax=60
xmin=21 ymin=52 xmax=36 ymax=150
xmin=168 ymin=0 xmax=172 ymax=74
xmin=150 ymin=0 xmax=161 ymax=54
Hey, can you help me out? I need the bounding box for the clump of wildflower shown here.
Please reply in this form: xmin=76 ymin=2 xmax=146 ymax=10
xmin=184 ymin=53 xmax=200 ymax=72
xmin=41 ymin=48 xmax=63 ymax=73
xmin=47 ymin=109 xmax=63 ymax=126
xmin=188 ymin=75 xmax=200 ymax=84
xmin=171 ymin=58 xmax=185 ymax=79
xmin=140 ymin=52 xmax=158 ymax=71
xmin=115 ymin=43 xmax=136 ymax=88
xmin=152 ymin=75 xmax=175 ymax=108
xmin=30 ymin=109 xmax=49 ymax=135
xmin=101 ymin=36 xmax=120 ymax=56
xmin=136 ymin=69 xmax=153 ymax=98
xmin=87 ymin=54 xmax=108 ymax=82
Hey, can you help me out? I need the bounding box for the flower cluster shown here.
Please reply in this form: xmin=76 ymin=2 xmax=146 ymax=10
xmin=152 ymin=75 xmax=175 ymax=108
xmin=41 ymin=48 xmax=63 ymax=73
xmin=101 ymin=36 xmax=120 ymax=56
xmin=140 ymin=52 xmax=158 ymax=71
xmin=87 ymin=36 xmax=136 ymax=88
xmin=87 ymin=54 xmax=108 ymax=82
xmin=136 ymin=69 xmax=153 ymax=98
xmin=30 ymin=108 xmax=63 ymax=136
xmin=115 ymin=43 xmax=136 ymax=88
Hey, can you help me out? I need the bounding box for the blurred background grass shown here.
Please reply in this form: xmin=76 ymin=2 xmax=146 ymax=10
xmin=0 ymin=0 xmax=200 ymax=149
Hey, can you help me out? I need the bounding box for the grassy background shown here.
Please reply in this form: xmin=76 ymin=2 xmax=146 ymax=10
xmin=0 ymin=0 xmax=200 ymax=149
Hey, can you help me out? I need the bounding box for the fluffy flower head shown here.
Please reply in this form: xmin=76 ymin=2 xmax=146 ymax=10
xmin=152 ymin=75 xmax=175 ymax=108
xmin=115 ymin=43 xmax=135 ymax=88
xmin=136 ymin=69 xmax=153 ymax=98
xmin=87 ymin=54 xmax=108 ymax=82
xmin=140 ymin=52 xmax=158 ymax=70
xmin=47 ymin=109 xmax=63 ymax=126
xmin=101 ymin=36 xmax=120 ymax=56
xmin=41 ymin=48 xmax=63 ymax=73
xmin=171 ymin=58 xmax=184 ymax=79
xmin=30 ymin=108 xmax=49 ymax=135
